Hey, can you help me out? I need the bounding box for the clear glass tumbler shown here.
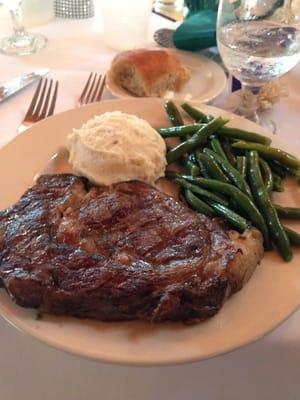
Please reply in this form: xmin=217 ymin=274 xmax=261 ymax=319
xmin=0 ymin=0 xmax=47 ymax=56
xmin=100 ymin=0 xmax=153 ymax=50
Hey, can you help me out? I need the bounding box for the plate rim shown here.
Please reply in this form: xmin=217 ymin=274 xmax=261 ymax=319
xmin=1 ymin=300 xmax=299 ymax=367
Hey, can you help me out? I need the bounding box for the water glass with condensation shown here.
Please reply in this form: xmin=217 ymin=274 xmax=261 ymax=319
xmin=100 ymin=0 xmax=153 ymax=50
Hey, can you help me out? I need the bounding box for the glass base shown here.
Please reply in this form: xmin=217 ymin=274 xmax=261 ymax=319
xmin=215 ymin=90 xmax=277 ymax=133
xmin=0 ymin=32 xmax=47 ymax=56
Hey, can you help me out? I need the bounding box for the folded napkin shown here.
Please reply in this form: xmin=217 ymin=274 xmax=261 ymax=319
xmin=173 ymin=10 xmax=217 ymax=51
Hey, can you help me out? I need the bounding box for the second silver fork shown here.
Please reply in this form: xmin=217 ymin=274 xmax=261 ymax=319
xmin=78 ymin=73 xmax=106 ymax=107
xmin=18 ymin=78 xmax=59 ymax=133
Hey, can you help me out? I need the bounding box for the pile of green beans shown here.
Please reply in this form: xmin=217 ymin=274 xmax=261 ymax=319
xmin=161 ymin=101 xmax=300 ymax=262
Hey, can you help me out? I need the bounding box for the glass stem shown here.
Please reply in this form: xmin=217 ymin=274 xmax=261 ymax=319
xmin=284 ymin=0 xmax=293 ymax=24
xmin=285 ymin=0 xmax=292 ymax=13
xmin=238 ymin=84 xmax=262 ymax=123
xmin=9 ymin=6 xmax=27 ymax=38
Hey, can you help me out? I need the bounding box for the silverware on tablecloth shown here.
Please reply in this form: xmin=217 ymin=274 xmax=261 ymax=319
xmin=18 ymin=78 xmax=59 ymax=133
xmin=152 ymin=9 xmax=177 ymax=22
xmin=152 ymin=1 xmax=180 ymax=48
xmin=0 ymin=69 xmax=49 ymax=104
xmin=78 ymin=73 xmax=106 ymax=107
xmin=35 ymin=73 xmax=105 ymax=177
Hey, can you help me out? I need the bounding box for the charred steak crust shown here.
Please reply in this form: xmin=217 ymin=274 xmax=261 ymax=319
xmin=0 ymin=174 xmax=257 ymax=322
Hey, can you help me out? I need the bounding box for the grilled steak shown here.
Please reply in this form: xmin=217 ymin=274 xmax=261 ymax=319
xmin=0 ymin=174 xmax=263 ymax=322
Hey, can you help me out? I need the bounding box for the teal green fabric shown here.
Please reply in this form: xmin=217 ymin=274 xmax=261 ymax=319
xmin=184 ymin=0 xmax=218 ymax=16
xmin=173 ymin=10 xmax=217 ymax=51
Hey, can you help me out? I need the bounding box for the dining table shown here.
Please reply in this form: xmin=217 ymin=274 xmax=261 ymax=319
xmin=0 ymin=4 xmax=300 ymax=400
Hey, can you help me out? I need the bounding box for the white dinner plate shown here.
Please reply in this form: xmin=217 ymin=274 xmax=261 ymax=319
xmin=105 ymin=49 xmax=227 ymax=103
xmin=0 ymin=98 xmax=299 ymax=366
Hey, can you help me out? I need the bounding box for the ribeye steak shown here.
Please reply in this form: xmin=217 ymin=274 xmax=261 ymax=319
xmin=0 ymin=174 xmax=263 ymax=322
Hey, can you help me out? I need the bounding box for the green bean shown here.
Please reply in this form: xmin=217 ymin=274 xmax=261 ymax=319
xmin=276 ymin=163 xmax=300 ymax=184
xmin=196 ymin=152 xmax=230 ymax=183
xmin=175 ymin=178 xmax=229 ymax=206
xmin=272 ymin=173 xmax=284 ymax=192
xmin=280 ymin=165 xmax=300 ymax=179
xmin=210 ymin=137 xmax=228 ymax=160
xmin=184 ymin=157 xmax=200 ymax=177
xmin=166 ymin=117 xmax=227 ymax=164
xmin=164 ymin=100 xmax=184 ymax=127
xmin=181 ymin=175 xmax=270 ymax=247
xmin=167 ymin=170 xmax=188 ymax=180
xmin=268 ymin=160 xmax=287 ymax=178
xmin=259 ymin=158 xmax=273 ymax=193
xmin=158 ymin=124 xmax=202 ymax=138
xmin=233 ymin=141 xmax=300 ymax=169
xmin=229 ymin=198 xmax=243 ymax=215
xmin=197 ymin=157 xmax=210 ymax=178
xmin=222 ymin=138 xmax=237 ymax=166
xmin=236 ymin=156 xmax=247 ymax=178
xmin=206 ymin=201 xmax=249 ymax=233
xmin=188 ymin=152 xmax=198 ymax=164
xmin=284 ymin=226 xmax=300 ymax=247
xmin=218 ymin=126 xmax=272 ymax=146
xmin=181 ymin=102 xmax=209 ymax=122
xmin=203 ymin=148 xmax=252 ymax=197
xmin=247 ymin=151 xmax=292 ymax=261
xmin=184 ymin=189 xmax=215 ymax=217
xmin=269 ymin=162 xmax=300 ymax=181
xmin=274 ymin=205 xmax=300 ymax=219
xmin=266 ymin=160 xmax=300 ymax=185
xmin=210 ymin=137 xmax=227 ymax=160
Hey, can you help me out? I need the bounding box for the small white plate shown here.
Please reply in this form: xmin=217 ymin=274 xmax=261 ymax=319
xmin=0 ymin=98 xmax=299 ymax=365
xmin=106 ymin=49 xmax=227 ymax=103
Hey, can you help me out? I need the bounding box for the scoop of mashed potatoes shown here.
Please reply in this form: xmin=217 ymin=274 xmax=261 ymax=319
xmin=67 ymin=111 xmax=167 ymax=186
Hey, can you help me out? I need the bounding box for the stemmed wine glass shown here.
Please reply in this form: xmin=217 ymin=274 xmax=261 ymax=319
xmin=217 ymin=0 xmax=300 ymax=123
xmin=0 ymin=0 xmax=47 ymax=56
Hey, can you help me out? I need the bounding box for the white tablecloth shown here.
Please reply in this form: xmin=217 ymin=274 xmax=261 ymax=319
xmin=0 ymin=7 xmax=300 ymax=400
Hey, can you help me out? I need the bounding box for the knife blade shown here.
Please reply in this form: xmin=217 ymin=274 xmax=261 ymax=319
xmin=0 ymin=68 xmax=49 ymax=103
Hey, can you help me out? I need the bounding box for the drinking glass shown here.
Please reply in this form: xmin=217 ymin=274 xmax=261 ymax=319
xmin=100 ymin=0 xmax=153 ymax=50
xmin=153 ymin=0 xmax=184 ymax=14
xmin=217 ymin=0 xmax=300 ymax=122
xmin=0 ymin=0 xmax=47 ymax=56
xmin=21 ymin=0 xmax=55 ymax=28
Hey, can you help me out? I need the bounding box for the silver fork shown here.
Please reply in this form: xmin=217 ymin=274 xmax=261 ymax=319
xmin=18 ymin=78 xmax=59 ymax=133
xmin=78 ymin=73 xmax=106 ymax=107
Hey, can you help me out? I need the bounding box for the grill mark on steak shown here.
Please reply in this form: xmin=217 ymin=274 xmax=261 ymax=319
xmin=0 ymin=174 xmax=254 ymax=322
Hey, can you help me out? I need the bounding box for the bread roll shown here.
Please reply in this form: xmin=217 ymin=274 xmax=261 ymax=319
xmin=109 ymin=48 xmax=191 ymax=97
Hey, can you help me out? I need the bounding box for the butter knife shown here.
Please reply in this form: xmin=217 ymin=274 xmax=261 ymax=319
xmin=0 ymin=68 xmax=49 ymax=103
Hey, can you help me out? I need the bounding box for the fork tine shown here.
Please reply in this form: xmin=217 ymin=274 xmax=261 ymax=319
xmin=40 ymin=79 xmax=53 ymax=119
xmin=47 ymin=81 xmax=58 ymax=117
xmin=90 ymin=74 xmax=102 ymax=103
xmin=85 ymin=73 xmax=97 ymax=104
xmin=33 ymin=79 xmax=48 ymax=118
xmin=79 ymin=72 xmax=93 ymax=104
xmin=96 ymin=75 xmax=106 ymax=101
xmin=23 ymin=79 xmax=43 ymax=119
